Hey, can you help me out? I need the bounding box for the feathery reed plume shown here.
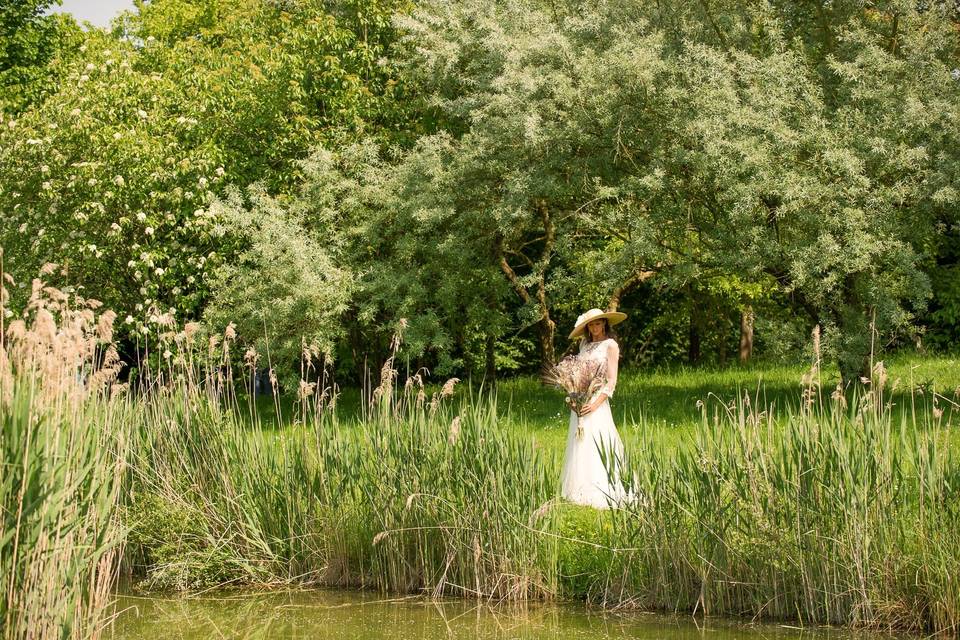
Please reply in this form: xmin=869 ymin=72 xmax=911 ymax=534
xmin=183 ymin=321 xmax=201 ymax=344
xmin=298 ymin=379 xmax=316 ymax=401
xmin=447 ymin=415 xmax=462 ymax=446
xmin=371 ymin=318 xmax=408 ymax=414
xmin=405 ymin=369 xmax=429 ymax=408
xmin=89 ymin=345 xmax=123 ymax=392
xmin=97 ymin=309 xmax=117 ymax=343
xmin=831 ymin=381 xmax=848 ymax=410
xmin=439 ymin=377 xmax=460 ymax=398
xmin=428 ymin=377 xmax=461 ymax=414
xmin=801 ymin=324 xmax=823 ymax=411
xmin=1 ymin=275 xmax=128 ymax=638
xmin=207 ymin=334 xmax=221 ymax=360
xmin=404 ymin=493 xmax=418 ymax=512
xmin=243 ymin=346 xmax=259 ymax=371
xmin=373 ymin=359 xmax=397 ymax=406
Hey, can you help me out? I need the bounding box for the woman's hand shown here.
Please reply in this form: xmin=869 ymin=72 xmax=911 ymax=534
xmin=576 ymin=393 xmax=607 ymax=417
xmin=564 ymin=396 xmax=591 ymax=416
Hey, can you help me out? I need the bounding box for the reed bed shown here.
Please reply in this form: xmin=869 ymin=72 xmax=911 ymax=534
xmin=0 ymin=265 xmax=129 ymax=640
xmin=123 ymin=324 xmax=562 ymax=601
xmin=121 ymin=319 xmax=960 ymax=633
xmin=606 ymin=369 xmax=960 ymax=633
xmin=4 ymin=269 xmax=960 ymax=636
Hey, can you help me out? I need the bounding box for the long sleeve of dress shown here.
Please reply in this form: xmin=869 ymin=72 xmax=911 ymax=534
xmin=602 ymin=340 xmax=619 ymax=398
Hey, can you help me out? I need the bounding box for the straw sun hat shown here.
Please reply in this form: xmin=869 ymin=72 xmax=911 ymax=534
xmin=568 ymin=308 xmax=627 ymax=340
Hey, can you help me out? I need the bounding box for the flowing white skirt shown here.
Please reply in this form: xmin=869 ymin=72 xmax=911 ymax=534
xmin=559 ymin=399 xmax=633 ymax=509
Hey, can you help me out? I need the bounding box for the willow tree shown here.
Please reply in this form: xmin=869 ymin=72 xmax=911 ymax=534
xmin=384 ymin=0 xmax=959 ymax=378
xmin=376 ymin=0 xmax=681 ymax=367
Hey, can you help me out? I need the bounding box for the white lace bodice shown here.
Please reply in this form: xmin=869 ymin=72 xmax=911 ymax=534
xmin=578 ymin=337 xmax=619 ymax=399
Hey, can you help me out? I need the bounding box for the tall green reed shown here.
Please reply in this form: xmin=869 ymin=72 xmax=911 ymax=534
xmin=608 ymin=358 xmax=960 ymax=633
xmin=124 ymin=319 xmax=563 ymax=601
xmin=122 ymin=310 xmax=960 ymax=633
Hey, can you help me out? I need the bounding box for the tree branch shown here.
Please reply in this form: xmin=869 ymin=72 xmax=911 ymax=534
xmin=608 ymin=266 xmax=660 ymax=312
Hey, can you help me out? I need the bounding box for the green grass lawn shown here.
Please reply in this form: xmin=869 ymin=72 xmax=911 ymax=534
xmin=500 ymin=353 xmax=960 ymax=451
xmin=248 ymin=352 xmax=960 ymax=453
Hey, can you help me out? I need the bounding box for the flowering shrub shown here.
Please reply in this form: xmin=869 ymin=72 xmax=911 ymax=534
xmin=0 ymin=0 xmax=408 ymax=341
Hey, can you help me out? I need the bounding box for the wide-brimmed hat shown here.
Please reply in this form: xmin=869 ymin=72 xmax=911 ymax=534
xmin=568 ymin=308 xmax=627 ymax=339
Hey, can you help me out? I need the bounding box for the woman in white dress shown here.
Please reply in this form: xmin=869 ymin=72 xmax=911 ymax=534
xmin=559 ymin=308 xmax=632 ymax=509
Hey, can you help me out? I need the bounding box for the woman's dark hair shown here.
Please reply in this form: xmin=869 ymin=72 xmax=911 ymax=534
xmin=584 ymin=318 xmax=619 ymax=344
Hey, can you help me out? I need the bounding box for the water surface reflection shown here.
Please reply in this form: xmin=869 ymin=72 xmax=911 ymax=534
xmin=109 ymin=590 xmax=897 ymax=640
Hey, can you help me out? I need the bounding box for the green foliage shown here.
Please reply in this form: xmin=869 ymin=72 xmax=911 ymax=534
xmin=0 ymin=0 xmax=83 ymax=114
xmin=924 ymin=231 xmax=960 ymax=350
xmin=552 ymin=504 xmax=614 ymax=600
xmin=203 ymin=179 xmax=354 ymax=387
xmin=125 ymin=491 xmax=255 ymax=591
xmin=4 ymin=0 xmax=960 ymax=382
xmin=250 ymin=136 xmax=520 ymax=380
xmin=209 ymin=0 xmax=956 ymax=379
xmin=0 ymin=0 xmax=411 ymax=337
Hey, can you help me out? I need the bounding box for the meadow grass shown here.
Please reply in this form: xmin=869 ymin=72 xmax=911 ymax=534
xmin=250 ymin=352 xmax=960 ymax=455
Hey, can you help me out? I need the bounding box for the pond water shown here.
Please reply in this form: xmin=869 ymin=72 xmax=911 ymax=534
xmin=109 ymin=589 xmax=900 ymax=640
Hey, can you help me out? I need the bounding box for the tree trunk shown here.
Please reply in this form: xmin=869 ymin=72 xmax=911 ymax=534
xmin=739 ymin=305 xmax=754 ymax=364
xmin=688 ymin=321 xmax=702 ymax=364
xmin=344 ymin=309 xmax=366 ymax=387
xmin=494 ymin=199 xmax=558 ymax=368
xmin=836 ymin=277 xmax=873 ymax=388
xmin=533 ymin=200 xmax=557 ymax=365
xmin=455 ymin=327 xmax=469 ymax=379
xmin=484 ymin=333 xmax=497 ymax=390
xmin=538 ymin=316 xmax=556 ymax=366
xmin=688 ymin=288 xmax=702 ymax=365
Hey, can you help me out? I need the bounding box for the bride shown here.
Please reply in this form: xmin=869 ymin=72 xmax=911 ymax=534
xmin=560 ymin=308 xmax=632 ymax=509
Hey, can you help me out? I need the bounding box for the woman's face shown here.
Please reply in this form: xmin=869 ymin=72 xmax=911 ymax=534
xmin=587 ymin=319 xmax=605 ymax=339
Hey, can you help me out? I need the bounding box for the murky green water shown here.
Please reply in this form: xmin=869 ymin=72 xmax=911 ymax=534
xmin=109 ymin=589 xmax=899 ymax=640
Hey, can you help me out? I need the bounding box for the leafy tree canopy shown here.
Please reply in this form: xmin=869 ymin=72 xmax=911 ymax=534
xmin=0 ymin=0 xmax=83 ymax=114
xmin=296 ymin=0 xmax=960 ymax=381
xmin=0 ymin=0 xmax=413 ymax=341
